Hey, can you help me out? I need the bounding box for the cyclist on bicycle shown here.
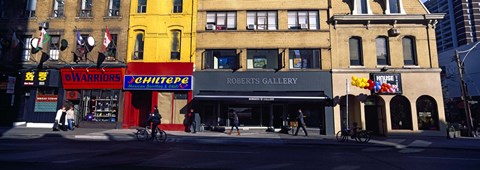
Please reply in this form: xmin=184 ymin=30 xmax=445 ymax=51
xmin=146 ymin=106 xmax=161 ymax=140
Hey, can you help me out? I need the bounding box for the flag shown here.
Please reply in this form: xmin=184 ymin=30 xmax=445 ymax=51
xmin=77 ymin=30 xmax=84 ymax=45
xmin=37 ymin=28 xmax=50 ymax=50
xmin=103 ymin=26 xmax=112 ymax=52
xmin=11 ymin=32 xmax=20 ymax=49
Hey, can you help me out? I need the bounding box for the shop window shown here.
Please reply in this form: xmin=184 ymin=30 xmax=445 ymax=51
xmin=247 ymin=11 xmax=277 ymax=30
xmin=34 ymin=88 xmax=58 ymax=113
xmin=173 ymin=0 xmax=182 ymax=13
xmin=171 ymin=30 xmax=181 ymax=60
xmin=52 ymin=0 xmax=64 ymax=17
xmin=133 ymin=31 xmax=144 ymax=60
xmin=246 ymin=49 xmax=278 ymax=69
xmin=376 ymin=37 xmax=390 ymax=66
xmin=79 ymin=0 xmax=93 ymax=17
xmin=390 ymin=95 xmax=412 ymax=130
xmin=403 ymin=36 xmax=417 ymax=65
xmin=206 ymin=11 xmax=236 ymax=30
xmin=288 ymin=11 xmax=318 ymax=30
xmin=289 ymin=49 xmax=320 ymax=69
xmin=349 ymin=37 xmax=363 ymax=66
xmin=108 ymin=0 xmax=120 ymax=17
xmin=81 ymin=90 xmax=119 ymax=122
xmin=22 ymin=35 xmax=32 ymax=61
xmin=24 ymin=0 xmax=36 ymax=18
xmin=204 ymin=49 xmax=238 ymax=70
xmin=49 ymin=35 xmax=60 ymax=61
xmin=416 ymin=95 xmax=439 ymax=130
xmin=138 ymin=0 xmax=147 ymax=13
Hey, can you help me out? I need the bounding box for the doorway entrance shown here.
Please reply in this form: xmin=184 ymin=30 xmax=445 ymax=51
xmin=272 ymin=104 xmax=285 ymax=128
xmin=364 ymin=95 xmax=386 ymax=136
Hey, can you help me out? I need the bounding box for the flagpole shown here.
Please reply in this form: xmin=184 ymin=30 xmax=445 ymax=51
xmin=346 ymin=78 xmax=349 ymax=130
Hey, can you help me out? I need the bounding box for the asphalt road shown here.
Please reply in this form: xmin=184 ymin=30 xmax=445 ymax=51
xmin=0 ymin=137 xmax=479 ymax=170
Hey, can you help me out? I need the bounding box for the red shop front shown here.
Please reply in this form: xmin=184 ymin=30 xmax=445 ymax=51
xmin=123 ymin=62 xmax=193 ymax=130
xmin=60 ymin=67 xmax=125 ymax=129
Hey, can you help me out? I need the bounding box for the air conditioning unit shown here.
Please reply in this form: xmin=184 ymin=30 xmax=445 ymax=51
xmin=66 ymin=91 xmax=80 ymax=100
xmin=206 ymin=24 xmax=215 ymax=30
xmin=247 ymin=24 xmax=256 ymax=30
xmin=300 ymin=24 xmax=308 ymax=29
xmin=388 ymin=28 xmax=400 ymax=36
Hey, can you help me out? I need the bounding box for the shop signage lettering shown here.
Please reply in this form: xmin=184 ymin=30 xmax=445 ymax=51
xmin=34 ymin=95 xmax=58 ymax=112
xmin=371 ymin=73 xmax=403 ymax=94
xmin=60 ymin=68 xmax=124 ymax=89
xmin=226 ymin=78 xmax=298 ymax=85
xmin=24 ymin=71 xmax=49 ymax=86
xmin=249 ymin=97 xmax=274 ymax=101
xmin=63 ymin=73 xmax=121 ymax=83
xmin=123 ymin=75 xmax=192 ymax=90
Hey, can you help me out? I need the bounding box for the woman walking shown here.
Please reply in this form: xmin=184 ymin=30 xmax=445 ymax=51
xmin=228 ymin=110 xmax=240 ymax=135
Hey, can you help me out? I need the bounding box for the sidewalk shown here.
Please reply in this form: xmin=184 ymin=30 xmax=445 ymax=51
xmin=1 ymin=126 xmax=479 ymax=150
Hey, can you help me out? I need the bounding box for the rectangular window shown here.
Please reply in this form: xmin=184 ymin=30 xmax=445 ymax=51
xmin=376 ymin=37 xmax=390 ymax=65
xmin=204 ymin=49 xmax=238 ymax=69
xmin=246 ymin=49 xmax=278 ymax=69
xmin=246 ymin=11 xmax=277 ymax=30
xmin=74 ymin=34 xmax=89 ymax=62
xmin=25 ymin=0 xmax=37 ymax=18
xmin=108 ymin=0 xmax=120 ymax=16
xmin=137 ymin=0 xmax=147 ymax=13
xmin=206 ymin=12 xmax=236 ymax=30
xmin=289 ymin=49 xmax=321 ymax=69
xmin=349 ymin=38 xmax=363 ymax=66
xmin=288 ymin=11 xmax=318 ymax=30
xmin=171 ymin=30 xmax=181 ymax=60
xmin=173 ymin=0 xmax=182 ymax=13
xmin=53 ymin=0 xmax=64 ymax=17
xmin=49 ymin=35 xmax=60 ymax=60
xmin=80 ymin=0 xmax=93 ymax=17
xmin=106 ymin=34 xmax=117 ymax=61
xmin=0 ymin=0 xmax=4 ymax=18
xmin=389 ymin=0 xmax=400 ymax=13
xmin=22 ymin=35 xmax=32 ymax=61
xmin=403 ymin=37 xmax=417 ymax=65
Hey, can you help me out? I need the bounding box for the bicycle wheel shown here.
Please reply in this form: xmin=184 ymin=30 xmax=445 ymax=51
xmin=355 ymin=131 xmax=369 ymax=143
xmin=336 ymin=131 xmax=347 ymax=142
xmin=157 ymin=130 xmax=167 ymax=143
xmin=136 ymin=129 xmax=148 ymax=141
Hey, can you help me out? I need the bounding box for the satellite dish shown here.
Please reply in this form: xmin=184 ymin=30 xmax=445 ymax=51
xmin=87 ymin=36 xmax=95 ymax=47
xmin=60 ymin=39 xmax=68 ymax=51
xmin=30 ymin=38 xmax=40 ymax=54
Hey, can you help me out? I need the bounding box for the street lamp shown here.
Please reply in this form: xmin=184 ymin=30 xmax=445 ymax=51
xmin=454 ymin=41 xmax=480 ymax=137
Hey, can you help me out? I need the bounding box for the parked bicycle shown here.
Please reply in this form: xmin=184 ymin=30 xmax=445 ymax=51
xmin=136 ymin=125 xmax=167 ymax=143
xmin=336 ymin=127 xmax=371 ymax=143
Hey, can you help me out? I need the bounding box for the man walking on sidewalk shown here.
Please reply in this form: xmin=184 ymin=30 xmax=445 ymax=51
xmin=294 ymin=108 xmax=308 ymax=136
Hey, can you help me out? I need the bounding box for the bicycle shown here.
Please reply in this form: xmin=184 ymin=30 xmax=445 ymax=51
xmin=136 ymin=125 xmax=167 ymax=143
xmin=336 ymin=128 xmax=371 ymax=143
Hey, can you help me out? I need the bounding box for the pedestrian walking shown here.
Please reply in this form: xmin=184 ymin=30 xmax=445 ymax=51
xmin=228 ymin=110 xmax=240 ymax=135
xmin=66 ymin=106 xmax=75 ymax=130
xmin=188 ymin=108 xmax=197 ymax=133
xmin=55 ymin=105 xmax=67 ymax=131
xmin=294 ymin=108 xmax=308 ymax=136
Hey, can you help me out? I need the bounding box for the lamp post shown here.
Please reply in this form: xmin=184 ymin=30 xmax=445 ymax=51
xmin=455 ymin=47 xmax=477 ymax=137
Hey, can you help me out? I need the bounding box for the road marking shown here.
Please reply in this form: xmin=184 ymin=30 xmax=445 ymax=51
xmin=180 ymin=149 xmax=254 ymax=154
xmin=409 ymin=156 xmax=480 ymax=161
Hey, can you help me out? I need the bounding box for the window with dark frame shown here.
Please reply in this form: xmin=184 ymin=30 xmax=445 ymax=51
xmin=0 ymin=0 xmax=4 ymax=18
xmin=349 ymin=37 xmax=363 ymax=66
xmin=25 ymin=0 xmax=37 ymax=18
xmin=49 ymin=35 xmax=60 ymax=60
xmin=79 ymin=0 xmax=93 ymax=17
xmin=416 ymin=96 xmax=439 ymax=131
xmin=52 ymin=0 xmax=64 ymax=17
xmin=204 ymin=49 xmax=238 ymax=69
xmin=287 ymin=11 xmax=318 ymax=30
xmin=75 ymin=34 xmax=89 ymax=62
xmin=108 ymin=0 xmax=120 ymax=17
xmin=289 ymin=49 xmax=321 ymax=69
xmin=171 ymin=30 xmax=181 ymax=60
xmin=137 ymin=0 xmax=147 ymax=13
xmin=246 ymin=11 xmax=277 ymax=30
xmin=390 ymin=96 xmax=413 ymax=130
xmin=22 ymin=35 xmax=32 ymax=62
xmin=246 ymin=49 xmax=278 ymax=69
xmin=106 ymin=34 xmax=117 ymax=61
xmin=376 ymin=37 xmax=390 ymax=66
xmin=389 ymin=0 xmax=401 ymax=13
xmin=403 ymin=36 xmax=417 ymax=65
xmin=206 ymin=12 xmax=237 ymax=30
xmin=133 ymin=32 xmax=144 ymax=60
xmin=173 ymin=0 xmax=182 ymax=13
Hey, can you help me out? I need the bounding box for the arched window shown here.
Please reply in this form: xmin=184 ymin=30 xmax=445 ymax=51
xmin=376 ymin=36 xmax=390 ymax=65
xmin=133 ymin=32 xmax=144 ymax=60
xmin=171 ymin=30 xmax=181 ymax=60
xmin=390 ymin=95 xmax=412 ymax=130
xmin=349 ymin=37 xmax=363 ymax=66
xmin=416 ymin=96 xmax=439 ymax=130
xmin=403 ymin=36 xmax=417 ymax=65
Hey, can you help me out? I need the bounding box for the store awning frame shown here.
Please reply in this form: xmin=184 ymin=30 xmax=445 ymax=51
xmin=194 ymin=91 xmax=330 ymax=102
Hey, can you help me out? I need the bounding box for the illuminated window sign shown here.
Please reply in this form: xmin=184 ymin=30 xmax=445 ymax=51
xmin=123 ymin=75 xmax=192 ymax=90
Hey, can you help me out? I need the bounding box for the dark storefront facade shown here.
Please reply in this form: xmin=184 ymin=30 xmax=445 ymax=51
xmin=193 ymin=71 xmax=334 ymax=135
xmin=60 ymin=67 xmax=125 ymax=129
xmin=18 ymin=69 xmax=63 ymax=124
xmin=122 ymin=62 xmax=193 ymax=130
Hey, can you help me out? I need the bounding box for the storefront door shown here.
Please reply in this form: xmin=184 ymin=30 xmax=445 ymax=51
xmin=272 ymin=104 xmax=285 ymax=128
